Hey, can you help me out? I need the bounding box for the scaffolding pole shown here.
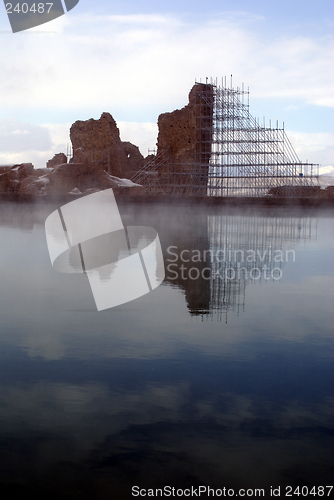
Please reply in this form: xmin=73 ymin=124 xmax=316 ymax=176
xmin=132 ymin=79 xmax=320 ymax=197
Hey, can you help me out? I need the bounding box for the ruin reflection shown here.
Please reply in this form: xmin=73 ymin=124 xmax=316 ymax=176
xmin=0 ymin=200 xmax=318 ymax=321
xmin=162 ymin=212 xmax=316 ymax=321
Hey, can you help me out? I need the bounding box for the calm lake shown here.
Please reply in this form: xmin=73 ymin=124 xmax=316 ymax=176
xmin=0 ymin=200 xmax=333 ymax=499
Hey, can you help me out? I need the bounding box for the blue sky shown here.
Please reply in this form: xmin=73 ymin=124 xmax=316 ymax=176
xmin=0 ymin=0 xmax=333 ymax=171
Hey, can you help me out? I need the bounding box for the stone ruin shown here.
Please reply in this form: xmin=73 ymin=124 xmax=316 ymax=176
xmin=70 ymin=112 xmax=144 ymax=179
xmin=66 ymin=83 xmax=214 ymax=191
xmin=2 ymin=83 xmax=326 ymax=199
xmin=0 ymin=114 xmax=146 ymax=196
xmin=156 ymin=83 xmax=214 ymax=194
xmin=157 ymin=83 xmax=214 ymax=166
xmin=0 ymin=83 xmax=214 ymax=197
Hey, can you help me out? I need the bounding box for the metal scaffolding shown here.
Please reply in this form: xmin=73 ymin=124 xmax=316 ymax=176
xmin=132 ymin=79 xmax=320 ymax=197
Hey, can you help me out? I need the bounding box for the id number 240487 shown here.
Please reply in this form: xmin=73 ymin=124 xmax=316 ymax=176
xmin=5 ymin=3 xmax=53 ymax=14
xmin=285 ymin=485 xmax=333 ymax=496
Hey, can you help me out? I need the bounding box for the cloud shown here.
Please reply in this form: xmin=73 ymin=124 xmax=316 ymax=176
xmin=0 ymin=12 xmax=332 ymax=119
xmin=118 ymin=121 xmax=158 ymax=156
xmin=0 ymin=379 xmax=331 ymax=487
xmin=319 ymin=165 xmax=334 ymax=176
xmin=0 ymin=119 xmax=51 ymax=152
xmin=287 ymin=131 xmax=334 ymax=166
xmin=0 ymin=119 xmax=71 ymax=167
xmin=247 ymin=34 xmax=334 ymax=106
xmin=0 ymin=12 xmax=332 ymax=166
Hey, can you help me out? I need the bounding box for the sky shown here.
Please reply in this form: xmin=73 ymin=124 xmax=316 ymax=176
xmin=0 ymin=0 xmax=333 ymax=173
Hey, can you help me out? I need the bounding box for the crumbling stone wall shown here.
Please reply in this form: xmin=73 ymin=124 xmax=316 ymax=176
xmin=70 ymin=112 xmax=143 ymax=179
xmin=156 ymin=83 xmax=214 ymax=194
xmin=157 ymin=102 xmax=195 ymax=165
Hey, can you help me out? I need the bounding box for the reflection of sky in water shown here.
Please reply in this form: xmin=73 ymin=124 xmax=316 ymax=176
xmin=0 ymin=202 xmax=333 ymax=497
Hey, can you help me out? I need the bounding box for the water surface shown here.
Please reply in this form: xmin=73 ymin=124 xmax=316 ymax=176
xmin=0 ymin=201 xmax=333 ymax=499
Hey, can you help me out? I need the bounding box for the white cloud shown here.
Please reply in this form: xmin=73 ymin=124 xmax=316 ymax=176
xmin=248 ymin=35 xmax=334 ymax=106
xmin=319 ymin=165 xmax=334 ymax=176
xmin=42 ymin=122 xmax=71 ymax=150
xmin=118 ymin=121 xmax=158 ymax=156
xmin=0 ymin=120 xmax=70 ymax=168
xmin=287 ymin=131 xmax=334 ymax=166
xmin=0 ymin=12 xmax=332 ymax=166
xmin=0 ymin=150 xmax=52 ymax=168
xmin=0 ymin=119 xmax=51 ymax=152
xmin=0 ymin=12 xmax=332 ymax=117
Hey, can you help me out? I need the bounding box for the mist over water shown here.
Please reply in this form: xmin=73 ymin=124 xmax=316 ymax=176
xmin=0 ymin=200 xmax=333 ymax=498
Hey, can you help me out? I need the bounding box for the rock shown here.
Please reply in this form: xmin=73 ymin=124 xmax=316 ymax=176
xmin=120 ymin=141 xmax=145 ymax=178
xmin=107 ymin=176 xmax=145 ymax=196
xmin=70 ymin=148 xmax=90 ymax=165
xmin=45 ymin=162 xmax=139 ymax=195
xmin=11 ymin=162 xmax=34 ymax=170
xmin=70 ymin=112 xmax=144 ymax=178
xmin=33 ymin=168 xmax=51 ymax=177
xmin=47 ymin=153 xmax=67 ymax=169
xmin=83 ymin=187 xmax=100 ymax=195
xmin=0 ymin=170 xmax=19 ymax=192
xmin=47 ymin=163 xmax=103 ymax=195
xmin=0 ymin=172 xmax=13 ymax=192
xmin=0 ymin=163 xmax=41 ymax=192
xmin=143 ymin=154 xmax=156 ymax=165
xmin=69 ymin=187 xmax=83 ymax=195
xmin=0 ymin=155 xmax=144 ymax=196
xmin=18 ymin=175 xmax=49 ymax=195
xmin=17 ymin=163 xmax=34 ymax=180
xmin=0 ymin=163 xmax=36 ymax=193
xmin=0 ymin=166 xmax=15 ymax=172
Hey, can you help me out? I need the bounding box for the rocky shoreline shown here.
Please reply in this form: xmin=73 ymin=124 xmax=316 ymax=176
xmin=0 ymin=157 xmax=144 ymax=198
xmin=0 ymin=111 xmax=150 ymax=198
xmin=1 ymin=191 xmax=333 ymax=210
